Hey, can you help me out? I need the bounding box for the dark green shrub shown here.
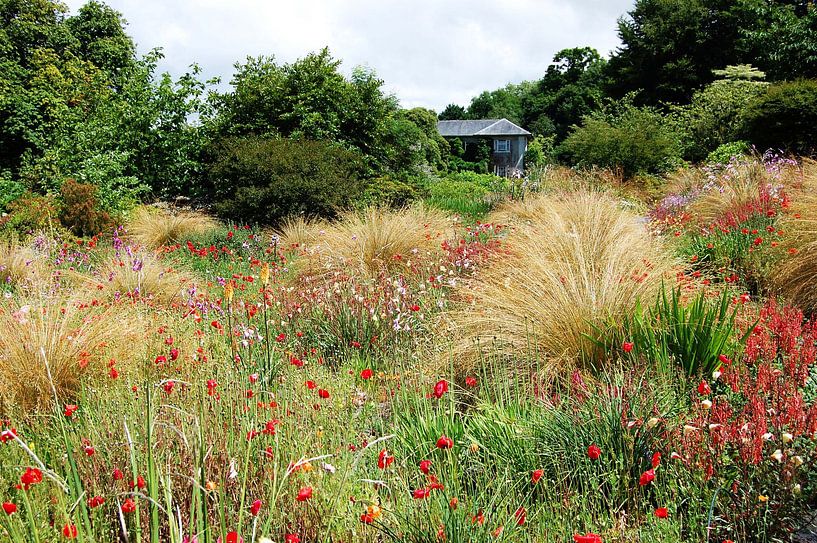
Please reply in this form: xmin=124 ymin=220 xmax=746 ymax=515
xmin=560 ymin=103 xmax=683 ymax=177
xmin=743 ymin=79 xmax=817 ymax=156
xmin=59 ymin=178 xmax=112 ymax=237
xmin=206 ymin=137 xmax=366 ymax=224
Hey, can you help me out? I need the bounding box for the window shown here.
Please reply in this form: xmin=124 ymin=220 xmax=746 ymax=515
xmin=494 ymin=139 xmax=510 ymax=153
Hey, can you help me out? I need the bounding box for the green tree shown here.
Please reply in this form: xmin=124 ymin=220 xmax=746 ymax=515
xmin=671 ymin=65 xmax=768 ymax=160
xmin=742 ymin=79 xmax=817 ymax=156
xmin=466 ymin=82 xmax=530 ymax=124
xmin=522 ymin=47 xmax=609 ymax=140
xmin=438 ymin=103 xmax=467 ymax=120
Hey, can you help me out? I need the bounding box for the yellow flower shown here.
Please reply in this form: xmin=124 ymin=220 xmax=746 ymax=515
xmin=758 ymin=494 xmax=768 ymax=503
xmin=205 ymin=480 xmax=218 ymax=492
xmin=469 ymin=442 xmax=480 ymax=453
xmin=260 ymin=263 xmax=270 ymax=286
xmin=224 ymin=282 xmax=234 ymax=303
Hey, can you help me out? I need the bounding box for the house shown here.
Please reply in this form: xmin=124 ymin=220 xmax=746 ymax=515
xmin=437 ymin=118 xmax=532 ymax=176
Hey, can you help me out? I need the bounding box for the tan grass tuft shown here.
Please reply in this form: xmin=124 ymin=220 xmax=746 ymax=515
xmin=0 ymin=297 xmax=145 ymax=414
xmin=0 ymin=239 xmax=47 ymax=290
xmin=446 ymin=190 xmax=677 ymax=375
xmin=284 ymin=206 xmax=453 ymax=279
xmin=127 ymin=206 xmax=217 ymax=250
xmin=72 ymin=252 xmax=198 ymax=307
xmin=775 ymin=159 xmax=817 ymax=313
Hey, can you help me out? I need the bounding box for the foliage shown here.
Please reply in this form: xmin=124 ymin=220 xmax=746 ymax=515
xmin=465 ymin=83 xmax=530 ymax=125
xmin=606 ymin=0 xmax=817 ymax=105
xmin=743 ymin=79 xmax=817 ymax=156
xmin=0 ymin=192 xmax=59 ymax=236
xmin=207 ymin=136 xmax=366 ymax=225
xmin=671 ymin=70 xmax=768 ymax=161
xmin=561 ymin=100 xmax=683 ymax=177
xmin=606 ymin=286 xmax=755 ymax=378
xmin=58 ymin=178 xmax=112 ymax=237
xmin=359 ymin=175 xmax=425 ymax=209
xmin=706 ymin=141 xmax=750 ymax=165
xmin=426 ymin=172 xmax=508 ymax=218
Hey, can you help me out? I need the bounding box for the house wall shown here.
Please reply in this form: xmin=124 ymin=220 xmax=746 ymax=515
xmin=446 ymin=136 xmax=529 ymax=177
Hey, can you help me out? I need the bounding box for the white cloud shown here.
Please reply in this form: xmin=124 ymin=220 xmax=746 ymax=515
xmin=63 ymin=0 xmax=633 ymax=111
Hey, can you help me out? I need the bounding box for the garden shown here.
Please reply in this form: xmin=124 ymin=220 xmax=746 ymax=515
xmin=2 ymin=152 xmax=817 ymax=542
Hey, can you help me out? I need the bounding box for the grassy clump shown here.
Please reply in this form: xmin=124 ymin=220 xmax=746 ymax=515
xmin=447 ymin=190 xmax=677 ymax=375
xmin=127 ymin=206 xmax=218 ymax=250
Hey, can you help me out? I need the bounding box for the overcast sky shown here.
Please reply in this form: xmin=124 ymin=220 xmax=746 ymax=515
xmin=62 ymin=0 xmax=634 ymax=112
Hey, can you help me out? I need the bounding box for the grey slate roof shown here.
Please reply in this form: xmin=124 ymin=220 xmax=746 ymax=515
xmin=437 ymin=118 xmax=531 ymax=137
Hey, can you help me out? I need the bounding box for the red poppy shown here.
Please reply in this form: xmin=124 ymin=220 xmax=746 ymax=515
xmin=655 ymin=507 xmax=668 ymax=518
xmin=276 ymin=333 xmax=287 ymax=343
xmin=433 ymin=379 xmax=448 ymax=399
xmin=318 ymin=389 xmax=330 ymax=399
xmin=163 ymin=381 xmax=175 ymax=394
xmin=285 ymin=534 xmax=300 ymax=543
xmin=64 ymin=404 xmax=78 ymax=418
xmin=639 ymin=469 xmax=655 ymax=486
xmin=360 ymin=369 xmax=373 ymax=380
xmin=20 ymin=467 xmax=43 ymax=490
xmin=412 ymin=487 xmax=430 ymax=499
xmin=360 ymin=512 xmax=375 ymax=524
xmin=514 ymin=506 xmax=526 ymax=525
xmin=573 ymin=534 xmax=602 ymax=543
xmin=465 ymin=376 xmax=478 ymax=387
xmin=436 ymin=435 xmax=453 ymax=449
xmin=109 ymin=367 xmax=119 ymax=379
xmin=121 ymin=498 xmax=136 ymax=513
xmin=532 ymin=469 xmax=544 ymax=484
xmin=169 ymin=348 xmax=179 ymax=361
xmin=0 ymin=427 xmax=17 ymax=443
xmin=154 ymin=355 xmax=167 ymax=366
xmin=587 ymin=444 xmax=601 ymax=460
xmin=622 ymin=341 xmax=634 ymax=353
xmin=296 ymin=487 xmax=313 ymax=502
xmin=471 ymin=509 xmax=485 ymax=525
xmin=224 ymin=532 xmax=243 ymax=543
xmin=62 ymin=523 xmax=78 ymax=538
xmin=449 ymin=497 xmax=458 ymax=509
xmin=697 ymin=380 xmax=711 ymax=395
xmin=112 ymin=468 xmax=124 ymax=481
xmin=88 ymin=496 xmax=105 ymax=508
xmin=207 ymin=380 xmax=218 ymax=396
xmin=651 ymin=452 xmax=661 ymax=469
xmin=305 ymin=380 xmax=316 ymax=390
xmin=2 ymin=502 xmax=16 ymax=515
xmin=250 ymin=499 xmax=262 ymax=516
xmin=377 ymin=449 xmax=394 ymax=469
xmin=420 ymin=459 xmax=432 ymax=474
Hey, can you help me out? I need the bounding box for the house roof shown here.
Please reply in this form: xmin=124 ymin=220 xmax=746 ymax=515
xmin=437 ymin=118 xmax=531 ymax=137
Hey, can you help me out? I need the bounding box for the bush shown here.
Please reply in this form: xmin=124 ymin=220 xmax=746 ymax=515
xmin=706 ymin=141 xmax=750 ymax=165
xmin=447 ymin=190 xmax=676 ymax=374
xmin=359 ymin=175 xmax=424 ymax=209
xmin=0 ymin=192 xmax=59 ymax=236
xmin=672 ymin=77 xmax=767 ymax=162
xmin=207 ymin=137 xmax=366 ymax=225
xmin=743 ymin=79 xmax=817 ymax=156
xmin=58 ymin=178 xmax=112 ymax=237
xmin=0 ymin=176 xmax=25 ymax=211
xmin=561 ymin=102 xmax=683 ymax=178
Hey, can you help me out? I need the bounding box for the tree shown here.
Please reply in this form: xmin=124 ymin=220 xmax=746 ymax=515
xmin=438 ymin=103 xmax=466 ymax=120
xmin=606 ymin=0 xmax=817 ymax=105
xmin=522 ymin=47 xmax=609 ymax=140
xmin=465 ymin=83 xmax=530 ymax=124
xmin=671 ymin=65 xmax=768 ymax=160
xmin=742 ymin=79 xmax=817 ymax=156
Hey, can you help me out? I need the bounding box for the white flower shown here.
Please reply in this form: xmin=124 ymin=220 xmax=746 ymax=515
xmin=791 ymin=455 xmax=804 ymax=466
xmin=771 ymin=449 xmax=784 ymax=463
xmin=793 ymin=483 xmax=802 ymax=495
xmin=761 ymin=432 xmax=774 ymax=441
xmin=701 ymin=400 xmax=713 ymax=410
xmin=683 ymin=425 xmax=699 ymax=437
xmin=712 ymin=370 xmax=722 ymax=381
xmin=781 ymin=432 xmax=793 ymax=443
xmin=322 ymin=462 xmax=336 ymax=474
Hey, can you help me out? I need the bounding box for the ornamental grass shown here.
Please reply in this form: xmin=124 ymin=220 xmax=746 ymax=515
xmin=447 ymin=190 xmax=677 ymax=374
xmin=127 ymin=206 xmax=218 ymax=250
